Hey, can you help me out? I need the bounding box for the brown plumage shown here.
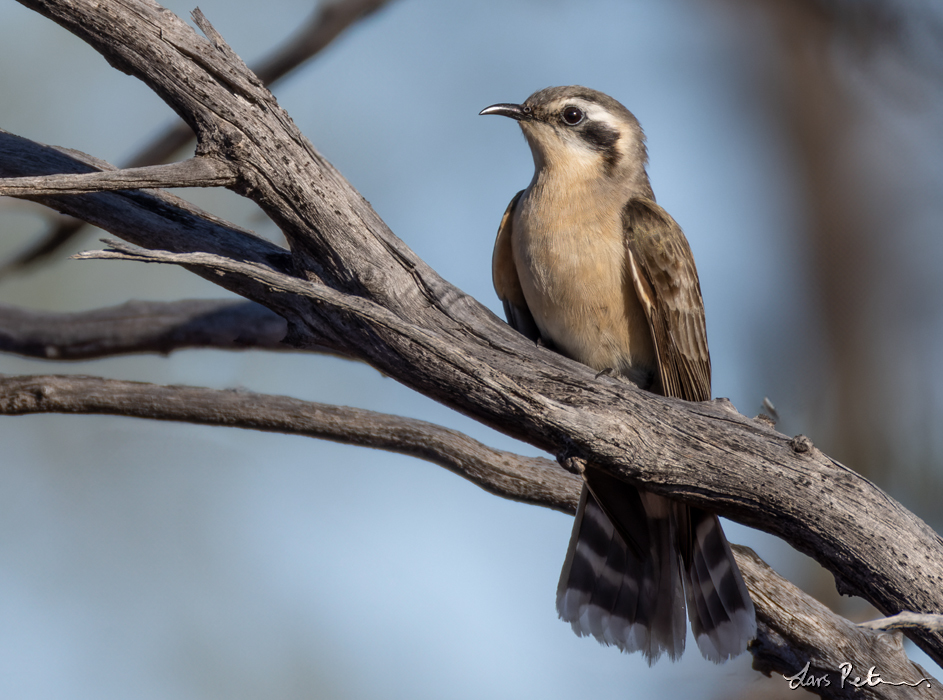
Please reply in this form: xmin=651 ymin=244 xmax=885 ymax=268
xmin=482 ymin=86 xmax=755 ymax=663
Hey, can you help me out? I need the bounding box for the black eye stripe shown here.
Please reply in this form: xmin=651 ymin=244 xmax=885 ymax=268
xmin=581 ymin=122 xmax=619 ymax=152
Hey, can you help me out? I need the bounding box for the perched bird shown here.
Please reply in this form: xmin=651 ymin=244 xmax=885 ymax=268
xmin=480 ymin=86 xmax=756 ymax=664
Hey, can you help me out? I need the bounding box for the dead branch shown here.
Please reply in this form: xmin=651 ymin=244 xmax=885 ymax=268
xmin=0 ymin=0 xmax=396 ymax=275
xmin=0 ymin=373 xmax=576 ymax=512
xmin=0 ymin=369 xmax=938 ymax=697
xmin=861 ymin=613 xmax=943 ymax=635
xmin=0 ymin=157 xmax=235 ymax=196
xmin=3 ymin=0 xmax=943 ymax=693
xmin=0 ymin=300 xmax=289 ymax=359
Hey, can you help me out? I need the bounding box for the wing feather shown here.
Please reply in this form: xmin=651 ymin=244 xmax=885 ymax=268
xmin=622 ymin=198 xmax=711 ymax=403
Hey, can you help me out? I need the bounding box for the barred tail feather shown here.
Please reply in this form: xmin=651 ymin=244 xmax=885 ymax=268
xmin=680 ymin=507 xmax=757 ymax=663
xmin=556 ymin=485 xmax=687 ymax=664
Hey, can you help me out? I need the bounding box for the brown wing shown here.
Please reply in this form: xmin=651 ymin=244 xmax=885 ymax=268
xmin=622 ymin=198 xmax=711 ymax=402
xmin=492 ymin=190 xmax=542 ymax=342
xmin=622 ymin=208 xmax=758 ymax=656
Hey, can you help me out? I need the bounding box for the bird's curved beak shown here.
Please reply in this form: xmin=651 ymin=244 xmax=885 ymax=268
xmin=479 ymin=103 xmax=529 ymax=120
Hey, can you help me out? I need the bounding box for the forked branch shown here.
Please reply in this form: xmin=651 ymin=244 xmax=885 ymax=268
xmin=3 ymin=0 xmax=943 ymax=693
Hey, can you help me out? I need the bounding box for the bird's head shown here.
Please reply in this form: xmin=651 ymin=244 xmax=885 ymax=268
xmin=481 ymin=86 xmax=651 ymax=192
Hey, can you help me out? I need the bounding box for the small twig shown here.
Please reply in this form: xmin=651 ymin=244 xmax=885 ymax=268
xmin=251 ymin=0 xmax=393 ymax=85
xmin=73 ymin=239 xmax=428 ymax=345
xmin=861 ymin=612 xmax=943 ymax=634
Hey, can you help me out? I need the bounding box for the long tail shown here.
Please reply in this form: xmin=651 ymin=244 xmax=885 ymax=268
xmin=556 ymin=478 xmax=755 ymax=664
xmin=556 ymin=484 xmax=686 ymax=664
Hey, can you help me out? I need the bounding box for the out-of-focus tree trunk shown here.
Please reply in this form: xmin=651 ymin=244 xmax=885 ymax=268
xmin=722 ymin=0 xmax=943 ymax=524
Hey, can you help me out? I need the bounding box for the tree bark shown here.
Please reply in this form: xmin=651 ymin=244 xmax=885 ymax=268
xmin=0 ymin=368 xmax=940 ymax=697
xmin=3 ymin=0 xmax=943 ymax=694
xmin=0 ymin=0 xmax=396 ymax=275
xmin=0 ymin=300 xmax=288 ymax=359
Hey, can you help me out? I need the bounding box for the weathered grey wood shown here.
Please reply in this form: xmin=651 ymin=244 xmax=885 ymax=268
xmin=739 ymin=546 xmax=939 ymax=699
xmin=0 ymin=300 xmax=289 ymax=359
xmin=861 ymin=613 xmax=943 ymax=635
xmin=0 ymin=373 xmax=578 ymax=513
xmin=0 ymin=157 xmax=235 ymax=196
xmin=68 ymin=236 xmax=943 ymax=677
xmin=0 ymin=0 xmax=396 ymax=275
xmin=0 ymin=129 xmax=293 ymax=276
xmin=0 ymin=369 xmax=939 ymax=697
xmin=4 ymin=0 xmax=943 ymax=690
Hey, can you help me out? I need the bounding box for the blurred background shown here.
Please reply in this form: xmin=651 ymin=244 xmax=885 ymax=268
xmin=1 ymin=0 xmax=942 ymax=697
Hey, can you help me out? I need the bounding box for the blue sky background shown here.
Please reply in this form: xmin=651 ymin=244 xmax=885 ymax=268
xmin=1 ymin=0 xmax=940 ymax=698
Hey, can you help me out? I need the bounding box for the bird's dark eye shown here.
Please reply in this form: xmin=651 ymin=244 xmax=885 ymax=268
xmin=562 ymin=106 xmax=584 ymax=125
xmin=522 ymin=105 xmax=533 ymax=115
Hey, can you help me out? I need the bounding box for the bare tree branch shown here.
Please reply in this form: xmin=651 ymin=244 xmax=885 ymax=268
xmin=0 ymin=0 xmax=396 ymax=275
xmin=63 ymin=233 xmax=943 ymax=676
xmin=125 ymin=0 xmax=396 ymax=171
xmin=0 ymin=369 xmax=939 ymax=697
xmin=4 ymin=0 xmax=943 ymax=691
xmin=251 ymin=0 xmax=393 ymax=85
xmin=0 ymin=373 xmax=577 ymax=513
xmin=0 ymin=157 xmax=235 ymax=196
xmin=740 ymin=546 xmax=939 ymax=699
xmin=0 ymin=300 xmax=291 ymax=359
xmin=0 ymin=129 xmax=292 ymax=276
xmin=861 ymin=613 xmax=943 ymax=635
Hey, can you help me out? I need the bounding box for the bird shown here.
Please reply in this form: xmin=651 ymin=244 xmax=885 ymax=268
xmin=480 ymin=86 xmax=756 ymax=664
